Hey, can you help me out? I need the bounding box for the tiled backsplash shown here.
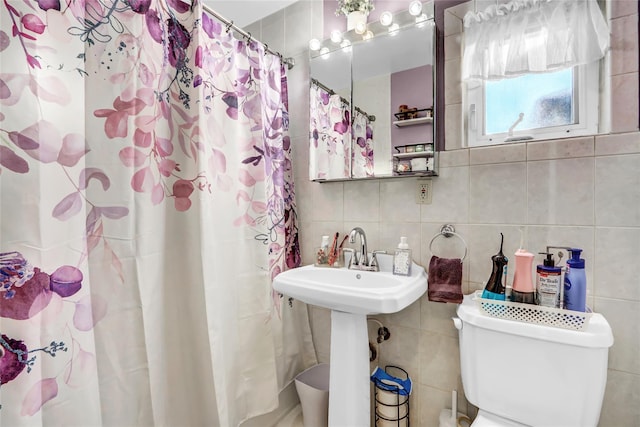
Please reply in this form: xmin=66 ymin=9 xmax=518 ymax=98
xmin=247 ymin=1 xmax=640 ymax=425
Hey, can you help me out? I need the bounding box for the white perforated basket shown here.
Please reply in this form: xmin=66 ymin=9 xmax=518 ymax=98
xmin=473 ymin=291 xmax=592 ymax=331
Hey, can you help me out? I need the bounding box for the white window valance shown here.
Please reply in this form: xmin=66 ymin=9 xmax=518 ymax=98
xmin=462 ymin=0 xmax=610 ymax=81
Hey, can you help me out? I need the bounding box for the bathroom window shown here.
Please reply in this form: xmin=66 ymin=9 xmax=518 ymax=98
xmin=466 ymin=62 xmax=600 ymax=147
xmin=461 ymin=0 xmax=609 ymax=148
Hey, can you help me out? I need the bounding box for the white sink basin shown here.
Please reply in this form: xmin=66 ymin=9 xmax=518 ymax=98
xmin=275 ymin=253 xmax=427 ymax=426
xmin=273 ymin=254 xmax=427 ymax=314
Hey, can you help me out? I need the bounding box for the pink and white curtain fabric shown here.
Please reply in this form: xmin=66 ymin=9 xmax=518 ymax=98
xmin=309 ymin=83 xmax=351 ymax=179
xmin=351 ymin=109 xmax=374 ymax=178
xmin=0 ymin=0 xmax=314 ymax=425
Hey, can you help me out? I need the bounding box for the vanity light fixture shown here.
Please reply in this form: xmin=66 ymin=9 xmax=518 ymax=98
xmin=388 ymin=23 xmax=400 ymax=34
xmin=354 ymin=21 xmax=367 ymax=35
xmin=330 ymin=29 xmax=343 ymax=44
xmin=309 ymin=38 xmax=321 ymax=51
xmin=380 ymin=11 xmax=393 ymax=26
xmin=340 ymin=39 xmax=352 ymax=50
xmin=319 ymin=47 xmax=330 ymax=58
xmin=409 ymin=0 xmax=422 ymax=16
xmin=362 ymin=30 xmax=374 ymax=41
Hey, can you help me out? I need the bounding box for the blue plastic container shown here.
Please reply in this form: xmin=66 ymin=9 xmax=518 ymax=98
xmin=564 ymin=248 xmax=586 ymax=312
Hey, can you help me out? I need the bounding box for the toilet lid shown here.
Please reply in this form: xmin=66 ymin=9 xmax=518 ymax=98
xmin=471 ymin=410 xmax=528 ymax=427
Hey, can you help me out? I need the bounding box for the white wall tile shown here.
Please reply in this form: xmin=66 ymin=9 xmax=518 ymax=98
xmin=527 ymin=157 xmax=595 ymax=226
xmin=470 ymin=142 xmax=526 ymax=165
xmin=599 ymin=369 xmax=640 ymax=427
xmin=595 ymin=132 xmax=640 ymax=156
xmin=312 ymin=181 xmax=344 ymax=221
xmin=444 ymin=103 xmax=463 ymax=150
xmin=379 ymin=223 xmax=422 ymax=261
xmin=439 ymin=149 xmax=469 ymax=167
xmin=380 ymin=179 xmax=421 ymax=223
xmin=595 ymin=154 xmax=640 ymax=226
xmin=527 ymin=136 xmax=594 ymax=161
xmin=283 ymin=0 xmax=312 ymax=56
xmin=419 ymin=331 xmax=461 ymax=391
xmin=344 ymin=180 xmax=380 ymax=222
xmin=595 ymin=297 xmax=640 ymax=375
xmin=445 ymin=58 xmax=462 ymax=104
xmin=611 ymin=14 xmax=639 ymax=76
xmin=469 ymin=163 xmax=527 ymax=224
xmin=421 ymin=166 xmax=469 ymax=224
xmin=594 ymin=227 xmax=640 ymax=301
xmin=611 ymin=73 xmax=640 ymax=133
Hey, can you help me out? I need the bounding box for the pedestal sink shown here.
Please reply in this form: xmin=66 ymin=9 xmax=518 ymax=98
xmin=273 ymin=253 xmax=428 ymax=426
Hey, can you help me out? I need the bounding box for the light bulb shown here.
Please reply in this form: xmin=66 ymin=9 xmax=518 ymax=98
xmin=309 ymin=38 xmax=321 ymax=51
xmin=355 ymin=21 xmax=367 ymax=35
xmin=362 ymin=30 xmax=374 ymax=41
xmin=388 ymin=23 xmax=400 ymax=34
xmin=380 ymin=11 xmax=393 ymax=26
xmin=409 ymin=0 xmax=422 ymax=16
xmin=319 ymin=47 xmax=330 ymax=59
xmin=340 ymin=39 xmax=352 ymax=50
xmin=330 ymin=29 xmax=342 ymax=44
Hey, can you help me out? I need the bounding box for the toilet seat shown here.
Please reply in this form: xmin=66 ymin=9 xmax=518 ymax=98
xmin=471 ymin=410 xmax=528 ymax=427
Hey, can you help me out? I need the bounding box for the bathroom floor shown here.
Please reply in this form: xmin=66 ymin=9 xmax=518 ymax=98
xmin=276 ymin=405 xmax=303 ymax=427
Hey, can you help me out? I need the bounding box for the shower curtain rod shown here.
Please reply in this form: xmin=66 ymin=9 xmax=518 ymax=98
xmin=354 ymin=106 xmax=376 ymax=122
xmin=202 ymin=3 xmax=295 ymax=70
xmin=310 ymin=78 xmax=349 ymax=105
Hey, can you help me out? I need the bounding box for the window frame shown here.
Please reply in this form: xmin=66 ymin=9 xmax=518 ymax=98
xmin=465 ymin=61 xmax=601 ymax=148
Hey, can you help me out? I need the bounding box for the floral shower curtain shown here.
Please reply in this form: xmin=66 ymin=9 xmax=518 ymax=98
xmin=309 ymin=83 xmax=350 ymax=180
xmin=351 ymin=108 xmax=373 ymax=178
xmin=0 ymin=0 xmax=315 ymax=425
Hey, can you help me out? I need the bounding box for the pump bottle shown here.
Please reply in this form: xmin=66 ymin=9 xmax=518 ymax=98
xmin=482 ymin=233 xmax=508 ymax=301
xmin=536 ymin=252 xmax=563 ymax=308
xmin=564 ymin=248 xmax=587 ymax=312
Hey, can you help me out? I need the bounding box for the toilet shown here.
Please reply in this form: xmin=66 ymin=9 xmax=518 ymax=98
xmin=453 ymin=293 xmax=614 ymax=427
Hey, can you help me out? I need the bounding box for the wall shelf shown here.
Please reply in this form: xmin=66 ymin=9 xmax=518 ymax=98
xmin=393 ymin=151 xmax=434 ymax=160
xmin=393 ymin=116 xmax=433 ymax=127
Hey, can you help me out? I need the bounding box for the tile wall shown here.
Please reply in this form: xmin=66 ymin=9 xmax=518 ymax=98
xmin=246 ymin=1 xmax=639 ymax=425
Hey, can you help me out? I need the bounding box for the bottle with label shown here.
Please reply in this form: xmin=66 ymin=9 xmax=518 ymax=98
xmin=482 ymin=233 xmax=508 ymax=301
xmin=393 ymin=237 xmax=412 ymax=276
xmin=564 ymin=248 xmax=586 ymax=312
xmin=536 ymin=252 xmax=563 ymax=308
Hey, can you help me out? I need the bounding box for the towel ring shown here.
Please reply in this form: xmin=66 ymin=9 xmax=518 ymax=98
xmin=429 ymin=224 xmax=468 ymax=262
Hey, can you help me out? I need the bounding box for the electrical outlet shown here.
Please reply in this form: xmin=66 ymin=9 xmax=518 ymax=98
xmin=416 ymin=179 xmax=433 ymax=204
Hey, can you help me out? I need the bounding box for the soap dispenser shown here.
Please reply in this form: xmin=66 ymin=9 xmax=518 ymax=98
xmin=536 ymin=252 xmax=563 ymax=308
xmin=393 ymin=237 xmax=412 ymax=276
xmin=510 ymin=230 xmax=536 ymax=304
xmin=482 ymin=233 xmax=508 ymax=301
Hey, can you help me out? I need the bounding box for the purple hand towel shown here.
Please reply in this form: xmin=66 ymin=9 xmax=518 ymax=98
xmin=428 ymin=255 xmax=463 ymax=303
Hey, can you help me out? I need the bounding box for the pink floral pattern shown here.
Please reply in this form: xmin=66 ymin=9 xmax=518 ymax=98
xmin=0 ymin=0 xmax=298 ymax=420
xmin=309 ymin=84 xmax=351 ymax=179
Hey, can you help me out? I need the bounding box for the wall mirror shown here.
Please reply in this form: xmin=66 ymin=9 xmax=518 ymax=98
xmin=309 ymin=3 xmax=436 ymax=182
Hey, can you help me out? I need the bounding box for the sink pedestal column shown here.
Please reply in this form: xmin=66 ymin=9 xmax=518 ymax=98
xmin=329 ymin=311 xmax=370 ymax=426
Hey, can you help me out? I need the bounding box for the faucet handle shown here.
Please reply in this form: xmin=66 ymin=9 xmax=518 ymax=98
xmin=370 ymin=250 xmax=387 ymax=271
xmin=342 ymin=248 xmax=356 ymax=269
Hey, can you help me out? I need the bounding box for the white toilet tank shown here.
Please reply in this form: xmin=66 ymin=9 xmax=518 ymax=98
xmin=455 ymin=293 xmax=614 ymax=427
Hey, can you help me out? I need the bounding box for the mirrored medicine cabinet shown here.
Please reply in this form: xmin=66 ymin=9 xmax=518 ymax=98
xmin=309 ymin=3 xmax=437 ymax=182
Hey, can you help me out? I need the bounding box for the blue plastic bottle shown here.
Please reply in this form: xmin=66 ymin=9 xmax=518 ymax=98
xmin=564 ymin=248 xmax=586 ymax=312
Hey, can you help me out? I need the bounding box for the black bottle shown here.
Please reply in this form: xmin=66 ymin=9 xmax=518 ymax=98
xmin=482 ymin=233 xmax=508 ymax=301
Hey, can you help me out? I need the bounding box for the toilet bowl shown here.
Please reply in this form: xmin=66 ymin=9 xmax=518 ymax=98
xmin=454 ymin=293 xmax=613 ymax=427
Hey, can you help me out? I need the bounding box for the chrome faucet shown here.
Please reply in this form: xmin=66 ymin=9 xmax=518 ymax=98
xmin=349 ymin=227 xmax=369 ymax=268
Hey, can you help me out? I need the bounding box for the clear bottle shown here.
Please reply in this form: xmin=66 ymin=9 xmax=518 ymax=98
xmin=393 ymin=237 xmax=412 ymax=276
xmin=316 ymin=235 xmax=329 ymax=265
